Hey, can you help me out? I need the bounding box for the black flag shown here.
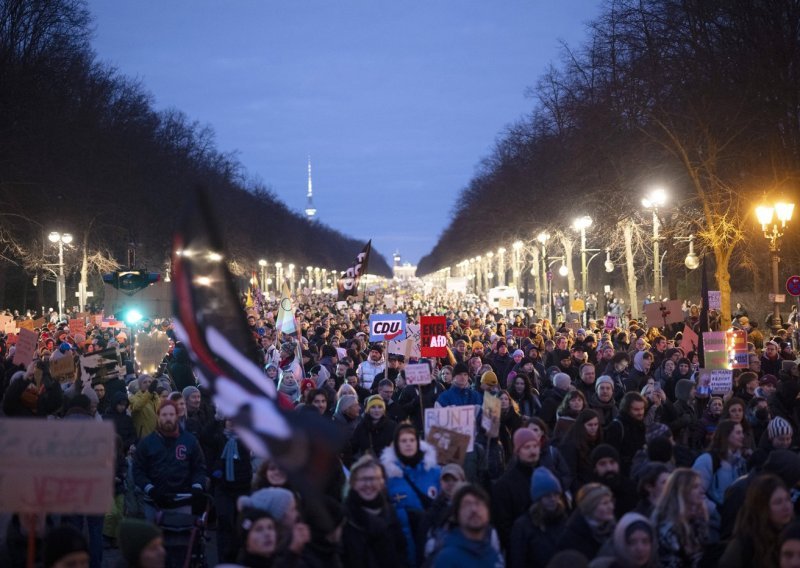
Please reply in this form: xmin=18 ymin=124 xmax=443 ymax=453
xmin=337 ymin=240 xmax=372 ymax=301
xmin=171 ymin=187 xmax=340 ymax=479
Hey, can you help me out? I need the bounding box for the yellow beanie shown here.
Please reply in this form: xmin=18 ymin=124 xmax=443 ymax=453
xmin=481 ymin=371 xmax=498 ymax=386
xmin=365 ymin=395 xmax=386 ymax=412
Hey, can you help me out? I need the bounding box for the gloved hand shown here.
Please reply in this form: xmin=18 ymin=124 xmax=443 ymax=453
xmin=149 ymin=485 xmax=170 ymax=508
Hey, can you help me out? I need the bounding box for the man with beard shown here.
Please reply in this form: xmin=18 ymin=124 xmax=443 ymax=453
xmin=133 ymin=401 xmax=208 ymax=523
xmin=590 ymin=444 xmax=637 ymax=517
xmin=432 ymin=485 xmax=503 ymax=568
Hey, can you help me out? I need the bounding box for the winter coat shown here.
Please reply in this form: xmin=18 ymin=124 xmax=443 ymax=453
xmin=333 ymin=411 xmax=360 ymax=467
xmin=604 ymin=412 xmax=647 ymax=476
xmin=357 ymin=358 xmax=385 ymax=390
xmin=539 ymin=387 xmax=568 ymax=428
xmin=381 ymin=441 xmax=441 ymax=567
xmin=556 ymin=510 xmax=611 ymax=560
xmin=490 ymin=458 xmax=534 ymax=552
xmin=693 ymin=451 xmax=747 ymax=508
xmin=350 ymin=415 xmax=397 ymax=460
xmin=656 ymin=518 xmax=708 ymax=568
xmin=431 ymin=528 xmax=504 ymax=568
xmin=435 ymin=384 xmax=482 ymax=408
xmin=132 ymin=428 xmax=208 ymax=495
xmin=509 ymin=508 xmax=567 ymax=568
xmin=341 ymin=493 xmax=408 ymax=568
xmin=129 ymin=390 xmax=160 ymax=439
xmin=589 ymin=394 xmax=619 ymax=427
xmin=103 ymin=391 xmax=136 ymax=450
xmin=208 ymin=431 xmax=253 ymax=493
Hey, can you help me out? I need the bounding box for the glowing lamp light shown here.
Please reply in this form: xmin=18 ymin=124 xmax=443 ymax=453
xmin=124 ymin=309 xmax=143 ymax=325
xmin=558 ymin=264 xmax=569 ymax=277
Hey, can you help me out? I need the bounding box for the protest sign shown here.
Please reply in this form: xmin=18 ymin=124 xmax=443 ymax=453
xmin=420 ymin=316 xmax=448 ymax=358
xmin=728 ymin=329 xmax=748 ymax=369
xmin=481 ymin=394 xmax=501 ymax=438
xmin=644 ymin=300 xmax=684 ymax=327
xmin=604 ymin=315 xmax=618 ymax=330
xmin=32 ymin=317 xmax=46 ymax=329
xmin=0 ymin=314 xmax=12 ymax=329
xmin=0 ymin=419 xmax=115 ymax=514
xmin=404 ymin=363 xmax=432 ymax=386
xmin=369 ymin=313 xmax=407 ymax=342
xmin=17 ymin=320 xmax=34 ymax=332
xmin=13 ymin=328 xmax=38 ymax=367
xmin=698 ymin=369 xmax=733 ymax=395
xmin=680 ymin=325 xmax=700 ymax=354
xmin=571 ymin=299 xmax=585 ymax=312
xmin=383 ymin=295 xmax=395 ymax=310
xmin=566 ymin=321 xmax=581 ymax=332
xmin=445 ymin=277 xmax=468 ymax=294
xmin=426 ymin=426 xmax=470 ymax=466
xmin=425 ymin=405 xmax=476 ymax=452
xmin=3 ymin=321 xmax=17 ymax=334
xmin=69 ymin=318 xmax=86 ymax=337
xmin=498 ymin=297 xmax=514 ymax=309
xmin=79 ymin=348 xmax=124 ymax=384
xmin=388 ymin=323 xmax=420 ymax=359
xmin=49 ymin=355 xmax=76 ymax=382
xmin=702 ymin=331 xmax=728 ymax=369
xmin=708 ymin=291 xmax=721 ymax=310
xmin=512 ymin=327 xmax=528 ymax=339
xmin=134 ymin=331 xmax=171 ymax=375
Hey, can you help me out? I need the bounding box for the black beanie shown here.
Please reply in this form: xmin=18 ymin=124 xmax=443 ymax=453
xmin=590 ymin=444 xmax=620 ymax=468
xmin=44 ymin=525 xmax=88 ymax=568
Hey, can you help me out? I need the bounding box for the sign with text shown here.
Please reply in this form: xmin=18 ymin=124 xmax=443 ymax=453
xmin=49 ymin=355 xmax=76 ymax=382
xmin=17 ymin=319 xmax=35 ymax=332
xmin=644 ymin=300 xmax=684 ymax=327
xmin=426 ymin=426 xmax=470 ymax=466
xmin=570 ymin=299 xmax=585 ymax=312
xmin=13 ymin=328 xmax=38 ymax=367
xmin=680 ymin=325 xmax=700 ymax=354
xmin=604 ymin=315 xmax=619 ymax=330
xmin=404 ymin=363 xmax=432 ymax=386
xmin=512 ymin=327 xmax=528 ymax=339
xmin=369 ymin=313 xmax=407 ymax=342
xmin=708 ymin=291 xmax=721 ymax=310
xmin=728 ymin=329 xmax=748 ymax=369
xmin=702 ymin=331 xmax=728 ymax=369
xmin=388 ymin=323 xmax=420 ymax=360
xmin=69 ymin=318 xmax=86 ymax=337
xmin=425 ymin=405 xmax=476 ymax=452
xmin=481 ymin=394 xmax=501 ymax=438
xmin=134 ymin=331 xmax=171 ymax=375
xmin=0 ymin=419 xmax=115 ymax=513
xmin=698 ymin=369 xmax=733 ymax=395
xmin=420 ymin=316 xmax=448 ymax=358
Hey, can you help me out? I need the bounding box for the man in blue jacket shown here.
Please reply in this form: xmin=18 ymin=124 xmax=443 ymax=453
xmin=435 ymin=363 xmax=482 ymax=408
xmin=432 ymin=484 xmax=503 ymax=567
xmin=133 ymin=400 xmax=208 ymax=522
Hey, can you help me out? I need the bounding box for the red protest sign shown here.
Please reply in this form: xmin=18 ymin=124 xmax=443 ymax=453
xmin=420 ymin=316 xmax=447 ymax=358
xmin=512 ymin=327 xmax=528 ymax=338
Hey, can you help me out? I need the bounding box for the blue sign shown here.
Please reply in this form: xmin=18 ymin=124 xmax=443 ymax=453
xmin=787 ymin=275 xmax=800 ymax=297
xmin=369 ymin=313 xmax=407 ymax=342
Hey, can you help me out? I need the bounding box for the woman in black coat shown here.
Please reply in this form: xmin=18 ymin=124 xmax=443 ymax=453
xmin=350 ymin=396 xmax=397 ymax=460
xmin=103 ymin=391 xmax=137 ymax=451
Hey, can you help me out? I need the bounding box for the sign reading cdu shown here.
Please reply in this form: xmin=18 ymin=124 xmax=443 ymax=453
xmin=369 ymin=313 xmax=407 ymax=342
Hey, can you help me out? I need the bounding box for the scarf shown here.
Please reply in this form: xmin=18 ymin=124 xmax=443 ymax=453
xmin=221 ymin=432 xmax=240 ymax=482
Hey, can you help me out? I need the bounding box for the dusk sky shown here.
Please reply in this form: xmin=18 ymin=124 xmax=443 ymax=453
xmin=89 ymin=1 xmax=601 ymax=265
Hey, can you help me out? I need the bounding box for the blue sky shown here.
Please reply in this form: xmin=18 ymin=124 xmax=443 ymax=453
xmin=88 ymin=1 xmax=601 ymax=264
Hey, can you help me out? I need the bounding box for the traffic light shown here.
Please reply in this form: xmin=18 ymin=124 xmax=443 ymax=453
xmin=103 ymin=270 xmax=160 ymax=295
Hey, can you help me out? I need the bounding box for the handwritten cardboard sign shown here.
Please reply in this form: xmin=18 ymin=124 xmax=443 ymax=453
xmin=420 ymin=316 xmax=447 ymax=358
xmin=13 ymin=328 xmax=38 ymax=366
xmin=481 ymin=394 xmax=501 ymax=438
xmin=404 ymin=363 xmax=432 ymax=386
xmin=426 ymin=426 xmax=470 ymax=466
xmin=425 ymin=405 xmax=476 ymax=452
xmin=69 ymin=318 xmax=86 ymax=337
xmin=0 ymin=418 xmax=115 ymax=514
xmin=49 ymin=355 xmax=76 ymax=382
xmin=17 ymin=320 xmax=35 ymax=332
xmin=570 ymin=299 xmax=585 ymax=312
xmin=708 ymin=291 xmax=721 ymax=310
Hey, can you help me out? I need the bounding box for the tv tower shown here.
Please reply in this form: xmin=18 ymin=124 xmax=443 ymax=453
xmin=304 ymin=156 xmax=317 ymax=219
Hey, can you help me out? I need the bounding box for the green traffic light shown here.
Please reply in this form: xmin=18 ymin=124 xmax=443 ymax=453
xmin=124 ymin=308 xmax=143 ymax=325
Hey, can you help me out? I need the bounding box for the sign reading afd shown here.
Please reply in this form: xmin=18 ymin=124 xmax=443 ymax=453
xmin=369 ymin=313 xmax=407 ymax=342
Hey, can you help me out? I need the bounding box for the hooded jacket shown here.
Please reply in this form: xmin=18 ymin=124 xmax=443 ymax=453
xmin=432 ymin=527 xmax=504 ymax=568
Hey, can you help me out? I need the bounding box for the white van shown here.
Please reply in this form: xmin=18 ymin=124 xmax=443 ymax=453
xmin=487 ymin=286 xmax=521 ymax=310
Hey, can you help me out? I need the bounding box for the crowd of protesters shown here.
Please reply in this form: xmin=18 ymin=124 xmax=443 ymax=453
xmin=2 ymin=287 xmax=800 ymax=567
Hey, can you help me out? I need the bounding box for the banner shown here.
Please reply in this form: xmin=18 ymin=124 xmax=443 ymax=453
xmin=702 ymin=331 xmax=728 ymax=370
xmin=404 ymin=363 xmax=432 ymax=386
xmin=369 ymin=313 xmax=407 ymax=342
xmin=337 ymin=240 xmax=371 ymax=301
xmin=0 ymin=419 xmax=115 ymax=514
xmin=424 ymin=405 xmax=476 ymax=452
xmin=420 ymin=316 xmax=448 ymax=358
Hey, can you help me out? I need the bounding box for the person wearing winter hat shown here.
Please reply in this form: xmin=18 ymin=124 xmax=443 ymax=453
xmin=480 ymin=370 xmax=500 ymax=393
xmin=770 ymin=416 xmax=795 ymax=450
xmin=332 ymin=393 xmax=361 ymax=467
xmin=116 ymin=518 xmax=165 ymax=568
xmin=604 ymin=512 xmax=656 ymax=568
xmin=356 ymin=344 xmax=385 ymax=391
xmin=351 ymin=394 xmax=396 ymax=460
xmin=43 ymin=525 xmax=90 ymax=568
xmin=591 ymin=443 xmax=638 ymax=517
xmin=491 ymin=428 xmax=544 ymax=552
xmin=181 ymin=385 xmax=201 ymax=414
xmin=557 ymin=482 xmax=615 ymax=560
xmin=235 ymin=508 xmax=281 ymax=566
xmin=129 ymin=374 xmax=161 ymax=439
xmin=238 ymin=487 xmax=299 ymax=531
xmin=590 ymin=375 xmax=619 ymax=427
xmin=436 ymin=359 xmax=483 ymax=408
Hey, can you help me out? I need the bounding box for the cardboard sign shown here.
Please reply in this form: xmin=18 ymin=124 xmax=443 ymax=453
xmin=680 ymin=325 xmax=700 ymax=354
xmin=369 ymin=313 xmax=407 ymax=342
xmin=0 ymin=314 xmax=12 ymax=329
xmin=79 ymin=348 xmax=124 ymax=384
xmin=13 ymin=328 xmax=38 ymax=366
xmin=425 ymin=405 xmax=476 ymax=452
xmin=3 ymin=321 xmax=17 ymax=335
xmin=388 ymin=323 xmax=420 ymax=359
xmin=134 ymin=331 xmax=170 ymax=375
xmin=498 ymin=297 xmax=514 ymax=309
xmin=405 ymin=363 xmax=432 ymax=386
xmin=512 ymin=327 xmax=528 ymax=339
xmin=481 ymin=394 xmax=501 ymax=438
xmin=420 ymin=316 xmax=448 ymax=358
xmin=570 ymin=299 xmax=586 ymax=312
xmin=49 ymin=355 xmax=76 ymax=382
xmin=708 ymin=291 xmax=721 ymax=310
xmin=0 ymin=418 xmax=115 ymax=514
xmin=32 ymin=317 xmax=46 ymax=329
xmin=383 ymin=296 xmax=395 ymax=310
xmin=604 ymin=315 xmax=618 ymax=330
xmin=702 ymin=331 xmax=728 ymax=369
xmin=17 ymin=320 xmax=35 ymax=332
xmin=699 ymin=368 xmax=733 ymax=395
xmin=69 ymin=318 xmax=86 ymax=337
xmin=426 ymin=426 xmax=470 ymax=466
xmin=644 ymin=300 xmax=684 ymax=327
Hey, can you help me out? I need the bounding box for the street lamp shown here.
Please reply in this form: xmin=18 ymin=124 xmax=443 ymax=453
xmin=274 ymin=262 xmax=283 ymax=289
xmin=683 ymin=235 xmax=700 ymax=270
xmin=258 ymin=259 xmax=267 ymax=292
xmin=604 ymin=249 xmax=614 ymax=273
xmin=512 ymin=241 xmax=523 ymax=288
xmin=497 ymin=247 xmax=506 ymax=286
xmin=288 ymin=263 xmax=295 ymax=293
xmin=537 ymin=232 xmax=551 ymax=321
xmin=572 ymin=215 xmax=594 ymax=293
xmin=756 ymin=197 xmax=795 ymax=333
xmin=642 ymin=188 xmax=668 ymax=299
xmin=48 ymin=231 xmax=73 ymax=318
